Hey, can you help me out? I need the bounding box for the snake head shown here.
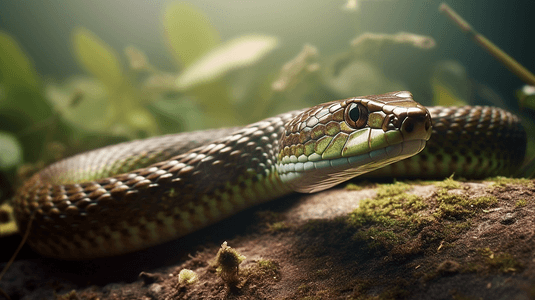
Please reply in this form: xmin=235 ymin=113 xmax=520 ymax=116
xmin=277 ymin=91 xmax=432 ymax=193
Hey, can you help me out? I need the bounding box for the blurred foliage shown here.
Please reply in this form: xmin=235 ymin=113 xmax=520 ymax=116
xmin=0 ymin=1 xmax=533 ymax=201
xmin=431 ymin=61 xmax=469 ymax=106
xmin=517 ymin=85 xmax=535 ymax=111
xmin=163 ymin=2 xmax=220 ymax=68
xmin=176 ymin=35 xmax=278 ymax=90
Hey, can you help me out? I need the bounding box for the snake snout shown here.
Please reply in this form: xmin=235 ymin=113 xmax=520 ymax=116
xmin=400 ymin=114 xmax=432 ymax=141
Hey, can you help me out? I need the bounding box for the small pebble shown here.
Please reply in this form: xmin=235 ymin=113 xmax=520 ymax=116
xmin=139 ymin=271 xmax=161 ymax=285
xmin=500 ymin=212 xmax=515 ymax=225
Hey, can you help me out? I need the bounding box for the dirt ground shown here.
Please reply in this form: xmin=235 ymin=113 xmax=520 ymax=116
xmin=1 ymin=177 xmax=534 ymax=300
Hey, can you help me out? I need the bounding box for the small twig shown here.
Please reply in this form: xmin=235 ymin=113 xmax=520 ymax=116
xmin=439 ymin=3 xmax=535 ymax=87
xmin=0 ymin=210 xmax=36 ymax=300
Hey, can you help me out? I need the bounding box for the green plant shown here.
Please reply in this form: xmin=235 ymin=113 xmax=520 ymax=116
xmin=213 ymin=241 xmax=246 ymax=285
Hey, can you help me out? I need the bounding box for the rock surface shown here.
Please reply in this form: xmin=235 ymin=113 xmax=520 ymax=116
xmin=1 ymin=178 xmax=534 ymax=299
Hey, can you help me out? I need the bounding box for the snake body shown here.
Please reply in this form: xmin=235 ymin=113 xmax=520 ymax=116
xmin=13 ymin=91 xmax=526 ymax=259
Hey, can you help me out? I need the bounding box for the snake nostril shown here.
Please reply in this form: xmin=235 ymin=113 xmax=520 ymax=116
xmin=425 ymin=119 xmax=431 ymax=132
xmin=404 ymin=119 xmax=415 ymax=133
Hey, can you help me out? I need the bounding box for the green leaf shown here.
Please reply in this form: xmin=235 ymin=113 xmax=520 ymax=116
xmin=163 ymin=2 xmax=220 ymax=67
xmin=124 ymin=107 xmax=159 ymax=135
xmin=430 ymin=60 xmax=469 ymax=106
xmin=148 ymin=95 xmax=206 ymax=132
xmin=323 ymin=57 xmax=406 ymax=98
xmin=45 ymin=77 xmax=115 ymax=132
xmin=176 ymin=35 xmax=278 ymax=90
xmin=0 ymin=32 xmax=53 ymax=162
xmin=0 ymin=131 xmax=22 ymax=170
xmin=0 ymin=31 xmax=40 ymax=89
xmin=46 ymin=77 xmax=158 ymax=137
xmin=72 ymin=27 xmax=124 ymax=90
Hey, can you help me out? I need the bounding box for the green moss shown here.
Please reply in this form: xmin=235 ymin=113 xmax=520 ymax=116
xmin=267 ymin=221 xmax=290 ymax=232
xmin=352 ymin=227 xmax=402 ymax=250
xmin=375 ymin=181 xmax=411 ymax=198
xmin=434 ymin=189 xmax=497 ymax=220
xmin=246 ymin=259 xmax=281 ymax=281
xmin=489 ymin=253 xmax=523 ymax=272
xmin=472 ymin=195 xmax=498 ymax=206
xmin=461 ymin=262 xmax=482 ymax=273
xmin=298 ymin=283 xmax=312 ymax=293
xmin=477 ymin=247 xmax=523 ymax=273
xmin=490 ymin=176 xmax=533 ymax=188
xmin=439 ymin=221 xmax=473 ymax=242
xmin=343 ymin=179 xmax=509 ymax=274
xmin=178 ymin=269 xmax=199 ymax=285
xmin=345 ymin=182 xmax=433 ymax=254
xmin=256 ymin=210 xmax=285 ymax=226
xmin=345 ymin=183 xmax=365 ymax=191
xmin=213 ymin=241 xmax=246 ymax=285
xmin=452 ymin=220 xmax=471 ymax=231
xmin=348 ymin=190 xmax=428 ymax=228
xmin=348 ymin=190 xmax=431 ymax=254
xmin=0 ymin=203 xmax=18 ymax=235
xmin=56 ymin=290 xmax=78 ymax=300
xmin=516 ymin=199 xmax=527 ymax=207
xmin=405 ymin=193 xmax=427 ymax=211
xmin=345 ymin=181 xmax=375 ymax=191
xmin=477 ymin=247 xmax=493 ymax=257
xmin=435 ymin=175 xmax=461 ymax=190
xmin=257 ymin=259 xmax=276 ymax=269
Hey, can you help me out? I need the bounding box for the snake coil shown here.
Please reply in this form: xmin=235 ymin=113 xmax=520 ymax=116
xmin=13 ymin=91 xmax=526 ymax=259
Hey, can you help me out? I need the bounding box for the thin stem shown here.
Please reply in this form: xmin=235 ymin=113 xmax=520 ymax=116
xmin=440 ymin=3 xmax=535 ymax=87
xmin=0 ymin=210 xmax=36 ymax=295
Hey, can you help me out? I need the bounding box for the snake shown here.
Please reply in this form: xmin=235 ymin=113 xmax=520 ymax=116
xmin=12 ymin=91 xmax=526 ymax=260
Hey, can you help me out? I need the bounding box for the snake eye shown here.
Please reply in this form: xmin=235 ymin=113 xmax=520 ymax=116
xmin=344 ymin=103 xmax=368 ymax=128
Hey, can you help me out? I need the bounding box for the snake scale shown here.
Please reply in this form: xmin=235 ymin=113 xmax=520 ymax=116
xmin=13 ymin=91 xmax=526 ymax=260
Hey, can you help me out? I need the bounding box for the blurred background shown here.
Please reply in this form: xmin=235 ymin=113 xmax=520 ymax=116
xmin=0 ymin=0 xmax=534 ymax=201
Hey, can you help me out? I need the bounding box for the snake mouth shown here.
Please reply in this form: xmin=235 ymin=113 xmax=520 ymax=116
xmin=278 ymin=139 xmax=427 ymax=193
